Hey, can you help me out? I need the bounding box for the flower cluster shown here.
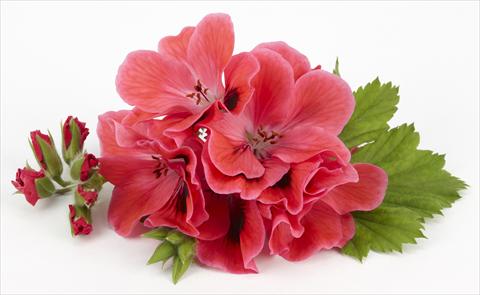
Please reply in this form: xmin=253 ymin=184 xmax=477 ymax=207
xmin=12 ymin=116 xmax=105 ymax=235
xmin=98 ymin=13 xmax=388 ymax=280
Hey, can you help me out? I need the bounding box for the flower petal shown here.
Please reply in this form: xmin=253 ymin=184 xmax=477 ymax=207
xmin=258 ymin=160 xmax=318 ymax=214
xmin=223 ymin=52 xmax=260 ymax=114
xmin=102 ymin=156 xmax=180 ymax=236
xmin=202 ymin=148 xmax=289 ymax=200
xmin=273 ymin=126 xmax=351 ymax=164
xmin=158 ymin=26 xmax=195 ymax=63
xmin=206 ymin=111 xmax=264 ymax=178
xmin=196 ymin=199 xmax=264 ymax=274
xmin=187 ymin=13 xmax=234 ymax=96
xmin=288 ymin=70 xmax=355 ymax=135
xmin=278 ymin=201 xmax=345 ymax=261
xmin=116 ymin=50 xmax=198 ymax=114
xmin=321 ymin=163 xmax=388 ymax=214
xmin=255 ymin=41 xmax=310 ymax=80
xmin=245 ymin=48 xmax=295 ymax=128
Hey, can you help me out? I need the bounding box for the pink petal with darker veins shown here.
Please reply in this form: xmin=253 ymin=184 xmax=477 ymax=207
xmin=321 ymin=163 xmax=388 ymax=215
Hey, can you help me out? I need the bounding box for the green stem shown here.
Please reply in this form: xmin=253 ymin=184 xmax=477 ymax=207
xmin=52 ymin=176 xmax=72 ymax=187
xmin=55 ymin=186 xmax=76 ymax=195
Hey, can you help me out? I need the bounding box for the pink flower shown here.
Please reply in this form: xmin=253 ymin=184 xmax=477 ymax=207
xmin=196 ymin=191 xmax=265 ymax=274
xmin=80 ymin=153 xmax=99 ymax=181
xmin=97 ymin=110 xmax=207 ymax=237
xmin=115 ymin=13 xmax=259 ymax=132
xmin=11 ymin=167 xmax=46 ymax=206
xmin=69 ymin=205 xmax=93 ymax=236
xmin=201 ymin=47 xmax=354 ymax=200
xmin=30 ymin=130 xmax=53 ymax=170
xmin=76 ymin=185 xmax=98 ymax=207
xmin=268 ymin=163 xmax=388 ymax=261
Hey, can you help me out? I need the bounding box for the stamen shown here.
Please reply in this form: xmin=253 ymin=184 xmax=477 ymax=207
xmin=186 ymin=80 xmax=211 ymax=105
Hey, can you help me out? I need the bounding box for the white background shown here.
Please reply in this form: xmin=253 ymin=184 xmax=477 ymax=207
xmin=1 ymin=1 xmax=479 ymax=294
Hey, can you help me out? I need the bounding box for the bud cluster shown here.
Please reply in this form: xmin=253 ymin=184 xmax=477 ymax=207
xmin=11 ymin=116 xmax=106 ymax=236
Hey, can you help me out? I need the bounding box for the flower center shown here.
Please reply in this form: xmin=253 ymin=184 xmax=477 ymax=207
xmin=245 ymin=127 xmax=282 ymax=159
xmin=151 ymin=155 xmax=168 ymax=178
xmin=186 ymin=80 xmax=211 ymax=105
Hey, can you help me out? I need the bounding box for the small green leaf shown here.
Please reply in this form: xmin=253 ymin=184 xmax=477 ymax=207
xmin=333 ymin=57 xmax=340 ymax=76
xmin=142 ymin=228 xmax=171 ymax=240
xmin=147 ymin=241 xmax=175 ymax=265
xmin=165 ymin=230 xmax=185 ymax=245
xmin=342 ymin=124 xmax=466 ymax=261
xmin=172 ymin=255 xmax=192 ymax=284
xmin=178 ymin=238 xmax=195 ymax=264
xmin=339 ymin=78 xmax=399 ymax=148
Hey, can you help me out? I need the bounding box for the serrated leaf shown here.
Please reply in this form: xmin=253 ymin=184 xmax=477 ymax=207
xmin=339 ymin=78 xmax=399 ymax=148
xmin=342 ymin=124 xmax=466 ymax=261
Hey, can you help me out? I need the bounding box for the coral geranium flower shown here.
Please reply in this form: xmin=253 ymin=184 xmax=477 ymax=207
xmin=201 ymin=47 xmax=354 ymax=200
xmin=116 ymin=13 xmax=259 ymax=132
xmin=97 ymin=110 xmax=207 ymax=236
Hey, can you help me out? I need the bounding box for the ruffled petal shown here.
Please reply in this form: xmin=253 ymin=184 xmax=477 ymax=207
xmin=255 ymin=41 xmax=310 ymax=80
xmin=277 ymin=201 xmax=345 ymax=261
xmin=97 ymin=110 xmax=132 ymax=156
xmin=196 ymin=190 xmax=230 ymax=240
xmin=258 ymin=159 xmax=318 ymax=214
xmin=116 ymin=50 xmax=198 ymax=114
xmin=321 ymin=163 xmax=388 ymax=214
xmin=288 ymin=70 xmax=355 ymax=135
xmin=187 ymin=13 xmax=234 ymax=97
xmin=223 ymin=52 xmax=260 ymax=114
xmin=202 ymin=148 xmax=289 ymax=200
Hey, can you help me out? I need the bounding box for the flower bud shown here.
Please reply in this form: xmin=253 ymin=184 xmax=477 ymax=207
xmin=11 ymin=167 xmax=55 ymax=206
xmin=70 ymin=153 xmax=99 ymax=181
xmin=75 ymin=185 xmax=98 ymax=208
xmin=68 ymin=204 xmax=92 ymax=236
xmin=62 ymin=116 xmax=89 ymax=164
xmin=147 ymin=241 xmax=175 ymax=265
xmin=29 ymin=130 xmax=63 ymax=179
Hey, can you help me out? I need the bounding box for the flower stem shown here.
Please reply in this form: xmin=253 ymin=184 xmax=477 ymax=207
xmin=52 ymin=176 xmax=72 ymax=187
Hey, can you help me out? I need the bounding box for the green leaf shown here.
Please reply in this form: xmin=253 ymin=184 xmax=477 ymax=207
xmin=342 ymin=124 xmax=466 ymax=261
xmin=339 ymin=78 xmax=399 ymax=148
xmin=333 ymin=57 xmax=340 ymax=76
xmin=142 ymin=228 xmax=171 ymax=240
xmin=147 ymin=241 xmax=175 ymax=265
xmin=172 ymin=255 xmax=192 ymax=284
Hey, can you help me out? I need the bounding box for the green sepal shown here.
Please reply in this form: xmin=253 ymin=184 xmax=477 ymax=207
xmin=34 ymin=176 xmax=56 ymax=198
xmin=147 ymin=241 xmax=175 ymax=265
xmin=142 ymin=227 xmax=171 ymax=240
xmin=73 ymin=204 xmax=92 ymax=224
xmin=172 ymin=255 xmax=192 ymax=284
xmin=165 ymin=230 xmax=185 ymax=245
xmin=70 ymin=154 xmax=85 ymax=181
xmin=62 ymin=118 xmax=83 ymax=165
xmin=82 ymin=172 xmax=106 ymax=190
xmin=178 ymin=238 xmax=195 ymax=264
xmin=36 ymin=134 xmax=63 ymax=178
xmin=333 ymin=57 xmax=340 ymax=76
